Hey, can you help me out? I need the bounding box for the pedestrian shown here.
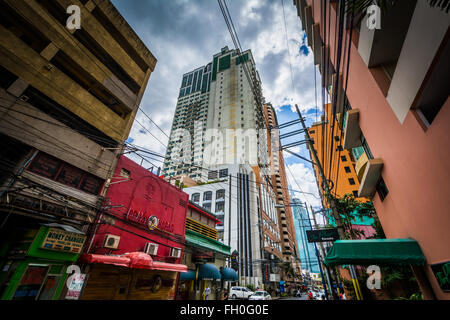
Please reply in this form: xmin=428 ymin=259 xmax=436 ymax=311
xmin=276 ymin=287 xmax=280 ymax=297
xmin=308 ymin=291 xmax=313 ymax=300
xmin=339 ymin=292 xmax=343 ymax=301
xmin=222 ymin=290 xmax=228 ymax=300
xmin=203 ymin=285 xmax=211 ymax=300
xmin=342 ymin=292 xmax=347 ymax=300
xmin=321 ymin=294 xmax=325 ymax=300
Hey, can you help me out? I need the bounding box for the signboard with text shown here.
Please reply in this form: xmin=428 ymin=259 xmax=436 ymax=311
xmin=306 ymin=228 xmax=339 ymax=243
xmin=41 ymin=228 xmax=86 ymax=254
xmin=65 ymin=273 xmax=87 ymax=300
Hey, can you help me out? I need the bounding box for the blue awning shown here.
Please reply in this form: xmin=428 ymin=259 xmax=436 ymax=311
xmin=198 ymin=264 xmax=221 ymax=280
xmin=180 ymin=270 xmax=196 ymax=281
xmin=221 ymin=267 xmax=238 ymax=281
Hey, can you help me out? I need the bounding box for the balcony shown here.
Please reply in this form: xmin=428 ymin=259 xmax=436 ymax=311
xmin=354 ymin=149 xmax=369 ymax=182
xmin=343 ymin=109 xmax=362 ymax=149
xmin=358 ymin=158 xmax=384 ymax=198
xmin=312 ymin=23 xmax=322 ymax=66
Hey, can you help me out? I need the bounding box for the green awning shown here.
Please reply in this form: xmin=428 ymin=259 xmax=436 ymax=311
xmin=185 ymin=229 xmax=231 ymax=256
xmin=221 ymin=267 xmax=238 ymax=281
xmin=180 ymin=270 xmax=196 ymax=281
xmin=323 ymin=239 xmax=426 ymax=267
xmin=198 ymin=263 xmax=221 ymax=280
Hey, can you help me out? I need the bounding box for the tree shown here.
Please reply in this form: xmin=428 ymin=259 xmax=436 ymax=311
xmin=329 ymin=193 xmax=376 ymax=239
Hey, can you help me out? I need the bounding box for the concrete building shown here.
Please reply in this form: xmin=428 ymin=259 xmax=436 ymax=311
xmin=308 ymin=103 xmax=376 ymax=238
xmin=0 ymin=0 xmax=155 ymax=300
xmin=291 ymin=198 xmax=319 ymax=274
xmin=163 ymin=46 xmax=267 ymax=180
xmin=264 ymin=104 xmax=301 ymax=287
xmin=163 ymin=46 xmax=276 ymax=289
xmin=182 ymin=164 xmax=278 ymax=289
xmin=294 ymin=0 xmax=450 ymax=299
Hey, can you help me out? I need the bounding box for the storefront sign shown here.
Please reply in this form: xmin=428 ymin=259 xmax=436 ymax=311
xmin=65 ymin=273 xmax=87 ymax=300
xmin=270 ymin=274 xmax=280 ymax=282
xmin=306 ymin=228 xmax=339 ymax=243
xmin=41 ymin=228 xmax=86 ymax=254
xmin=125 ymin=210 xmax=174 ymax=233
xmin=231 ymin=250 xmax=239 ymax=272
xmin=431 ymin=261 xmax=450 ymax=292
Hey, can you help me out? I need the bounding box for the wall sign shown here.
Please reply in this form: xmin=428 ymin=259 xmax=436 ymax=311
xmin=125 ymin=210 xmax=174 ymax=233
xmin=41 ymin=228 xmax=86 ymax=254
xmin=306 ymin=228 xmax=339 ymax=243
xmin=431 ymin=261 xmax=450 ymax=292
xmin=65 ymin=273 xmax=87 ymax=300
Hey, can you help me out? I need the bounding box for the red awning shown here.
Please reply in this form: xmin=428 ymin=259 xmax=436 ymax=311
xmin=80 ymin=252 xmax=188 ymax=272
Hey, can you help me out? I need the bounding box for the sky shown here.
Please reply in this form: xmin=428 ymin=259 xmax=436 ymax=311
xmin=112 ymin=0 xmax=326 ymax=220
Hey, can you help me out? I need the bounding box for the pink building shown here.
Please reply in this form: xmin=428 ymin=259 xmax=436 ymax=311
xmin=295 ymin=0 xmax=450 ymax=299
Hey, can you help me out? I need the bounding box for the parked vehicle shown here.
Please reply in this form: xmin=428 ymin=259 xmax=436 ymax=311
xmin=249 ymin=291 xmax=272 ymax=300
xmin=229 ymin=286 xmax=254 ymax=300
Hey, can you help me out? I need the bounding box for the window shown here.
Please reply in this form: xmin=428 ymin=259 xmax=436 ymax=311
xmin=191 ymin=193 xmax=200 ymax=203
xmin=219 ymin=169 xmax=228 ymax=178
xmin=203 ymin=191 xmax=212 ymax=201
xmin=215 ymin=201 xmax=225 ymax=213
xmin=334 ymin=136 xmax=340 ymax=142
xmin=208 ymin=170 xmax=218 ymax=180
xmin=203 ymin=202 xmax=212 ymax=212
xmin=352 ymin=191 xmax=359 ymax=197
xmin=344 ymin=166 xmax=351 ymax=173
xmin=348 ymin=178 xmax=356 ymax=185
xmin=376 ymin=177 xmax=389 ymax=202
xmin=341 ymin=156 xmax=347 ymax=162
xmin=216 ymin=189 xmax=225 ymax=200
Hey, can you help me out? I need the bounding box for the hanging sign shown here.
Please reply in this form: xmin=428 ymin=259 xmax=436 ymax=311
xmin=306 ymin=228 xmax=339 ymax=243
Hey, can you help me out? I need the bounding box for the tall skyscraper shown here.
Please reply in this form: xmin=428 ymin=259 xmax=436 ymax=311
xmin=166 ymin=47 xmax=279 ymax=288
xmin=163 ymin=46 xmax=267 ymax=180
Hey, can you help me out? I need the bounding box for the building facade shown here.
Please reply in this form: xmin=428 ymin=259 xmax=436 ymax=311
xmin=0 ymin=0 xmax=155 ymax=300
xmin=178 ymin=201 xmax=232 ymax=300
xmin=163 ymin=46 xmax=267 ymax=180
xmin=264 ymin=104 xmax=301 ymax=287
xmin=294 ymin=0 xmax=450 ymax=299
xmin=291 ymin=198 xmax=319 ymax=274
xmin=80 ymin=156 xmax=188 ymax=300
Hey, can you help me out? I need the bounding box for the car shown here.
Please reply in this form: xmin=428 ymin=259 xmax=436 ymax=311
xmin=249 ymin=291 xmax=272 ymax=300
xmin=229 ymin=286 xmax=254 ymax=300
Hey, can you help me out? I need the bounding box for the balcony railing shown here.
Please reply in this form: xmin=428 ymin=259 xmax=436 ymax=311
xmin=186 ymin=217 xmax=218 ymax=240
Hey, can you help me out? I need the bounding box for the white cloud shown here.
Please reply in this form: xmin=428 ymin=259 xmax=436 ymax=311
xmin=286 ymin=162 xmax=322 ymax=208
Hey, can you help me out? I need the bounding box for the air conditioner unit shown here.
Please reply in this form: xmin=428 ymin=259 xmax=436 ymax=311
xmin=169 ymin=247 xmax=181 ymax=258
xmin=103 ymin=234 xmax=120 ymax=249
xmin=144 ymin=242 xmax=158 ymax=255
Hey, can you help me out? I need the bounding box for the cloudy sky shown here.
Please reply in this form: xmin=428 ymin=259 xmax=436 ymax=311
xmin=112 ymin=0 xmax=325 ymax=216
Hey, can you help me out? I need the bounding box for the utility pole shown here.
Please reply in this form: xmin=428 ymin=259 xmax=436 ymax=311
xmin=305 ymin=203 xmax=330 ymax=300
xmin=310 ymin=205 xmax=334 ymax=300
xmin=295 ymin=104 xmax=345 ymax=240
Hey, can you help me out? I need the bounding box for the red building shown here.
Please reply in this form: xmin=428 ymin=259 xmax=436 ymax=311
xmin=79 ymin=155 xmax=188 ymax=300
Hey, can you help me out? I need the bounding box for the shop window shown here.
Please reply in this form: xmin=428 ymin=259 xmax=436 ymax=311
xmin=12 ymin=265 xmax=49 ymax=300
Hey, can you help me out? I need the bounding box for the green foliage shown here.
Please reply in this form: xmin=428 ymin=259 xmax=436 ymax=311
xmin=395 ymin=292 xmax=424 ymax=300
xmin=329 ymin=193 xmax=376 ymax=239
